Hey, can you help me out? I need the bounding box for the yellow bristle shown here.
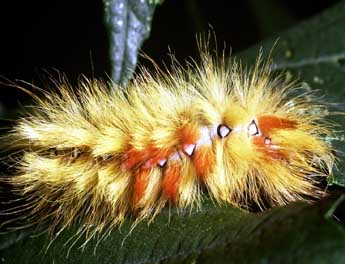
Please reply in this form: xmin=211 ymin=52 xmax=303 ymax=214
xmin=1 ymin=43 xmax=337 ymax=245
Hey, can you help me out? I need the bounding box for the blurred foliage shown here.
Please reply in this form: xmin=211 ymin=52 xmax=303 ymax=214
xmin=103 ymin=0 xmax=157 ymax=85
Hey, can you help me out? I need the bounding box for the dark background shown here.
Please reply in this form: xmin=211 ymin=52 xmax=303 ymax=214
xmin=0 ymin=0 xmax=341 ymax=116
xmin=0 ymin=0 xmax=344 ymax=240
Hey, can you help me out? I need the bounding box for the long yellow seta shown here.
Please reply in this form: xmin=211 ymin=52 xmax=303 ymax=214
xmin=2 ymin=42 xmax=335 ymax=243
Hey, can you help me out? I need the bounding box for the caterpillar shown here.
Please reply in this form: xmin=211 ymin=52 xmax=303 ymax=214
xmin=1 ymin=44 xmax=335 ymax=242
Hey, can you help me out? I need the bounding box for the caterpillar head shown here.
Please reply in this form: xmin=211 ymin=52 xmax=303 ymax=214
xmin=210 ymin=91 xmax=334 ymax=209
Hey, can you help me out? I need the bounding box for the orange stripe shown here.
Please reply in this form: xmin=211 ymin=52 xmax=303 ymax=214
xmin=145 ymin=147 xmax=173 ymax=168
xmin=132 ymin=168 xmax=150 ymax=206
xmin=124 ymin=144 xmax=172 ymax=170
xmin=180 ymin=123 xmax=200 ymax=145
xmin=124 ymin=147 xmax=143 ymax=169
xmin=162 ymin=161 xmax=181 ymax=201
xmin=258 ymin=115 xmax=297 ymax=135
xmin=193 ymin=145 xmax=214 ymax=180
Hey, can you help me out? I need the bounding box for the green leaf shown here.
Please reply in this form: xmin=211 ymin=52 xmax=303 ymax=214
xmin=1 ymin=197 xmax=345 ymax=264
xmin=103 ymin=0 xmax=157 ymax=85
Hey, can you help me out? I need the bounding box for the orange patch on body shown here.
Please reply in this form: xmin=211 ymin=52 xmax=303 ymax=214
xmin=180 ymin=123 xmax=200 ymax=145
xmin=258 ymin=115 xmax=297 ymax=135
xmin=254 ymin=115 xmax=296 ymax=159
xmin=132 ymin=168 xmax=150 ymax=206
xmin=253 ymin=136 xmax=285 ymax=160
xmin=124 ymin=148 xmax=144 ymax=170
xmin=124 ymin=144 xmax=172 ymax=170
xmin=193 ymin=145 xmax=214 ymax=180
xmin=162 ymin=162 xmax=181 ymax=201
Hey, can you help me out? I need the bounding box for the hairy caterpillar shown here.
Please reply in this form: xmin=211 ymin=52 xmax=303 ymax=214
xmin=1 ymin=45 xmax=335 ymax=242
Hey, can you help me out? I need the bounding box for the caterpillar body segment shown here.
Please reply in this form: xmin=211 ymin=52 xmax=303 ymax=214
xmin=3 ymin=50 xmax=335 ymax=240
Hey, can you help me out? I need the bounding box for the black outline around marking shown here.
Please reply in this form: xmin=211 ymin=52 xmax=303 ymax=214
xmin=157 ymin=158 xmax=167 ymax=168
xmin=248 ymin=120 xmax=260 ymax=136
xmin=217 ymin=124 xmax=232 ymax=138
xmin=264 ymin=137 xmax=271 ymax=145
xmin=183 ymin=144 xmax=196 ymax=157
